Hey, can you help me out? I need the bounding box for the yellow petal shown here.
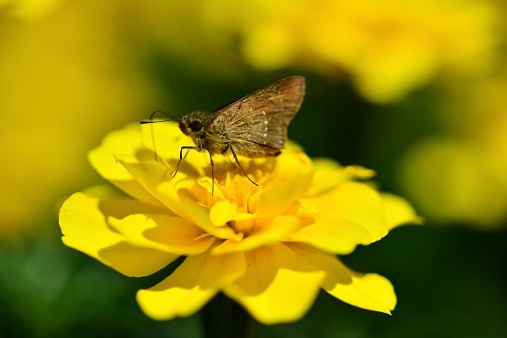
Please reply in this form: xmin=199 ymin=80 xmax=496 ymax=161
xmin=139 ymin=122 xmax=188 ymax=162
xmin=288 ymin=218 xmax=373 ymax=255
xmin=88 ymin=123 xmax=165 ymax=207
xmin=257 ymin=169 xmax=313 ymax=220
xmin=297 ymin=198 xmax=320 ymax=215
xmin=314 ymin=182 xmax=389 ymax=243
xmin=326 ymin=271 xmax=397 ymax=314
xmin=108 ymin=214 xmax=214 ymax=255
xmin=223 ymin=244 xmax=325 ymax=324
xmin=209 ymin=200 xmax=238 ymax=226
xmin=88 ymin=123 xmax=141 ymax=181
xmin=307 ymin=160 xmax=375 ymax=197
xmin=212 ymin=215 xmax=301 ymax=255
xmin=289 ymin=244 xmax=396 ymax=314
xmin=380 ymin=193 xmax=423 ymax=230
xmin=136 ymin=250 xmax=246 ymax=320
xmin=59 ymin=192 xmax=177 ymax=277
xmin=60 ymin=193 xmax=122 ymax=260
xmin=116 ymin=155 xmax=236 ymax=240
xmin=97 ymin=242 xmax=180 ymax=277
xmin=81 ymin=185 xmax=170 ymax=219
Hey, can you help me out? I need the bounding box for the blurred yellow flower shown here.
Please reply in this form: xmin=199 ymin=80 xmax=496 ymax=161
xmin=0 ymin=0 xmax=65 ymax=22
xmin=0 ymin=0 xmax=156 ymax=236
xmin=202 ymin=0 xmax=499 ymax=102
xmin=398 ymin=76 xmax=507 ymax=227
xmin=59 ymin=122 xmax=420 ymax=324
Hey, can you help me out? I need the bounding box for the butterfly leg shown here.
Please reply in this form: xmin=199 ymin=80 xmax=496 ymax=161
xmin=229 ymin=146 xmax=258 ymax=186
xmin=172 ymin=146 xmax=198 ymax=178
xmin=208 ymin=152 xmax=215 ymax=195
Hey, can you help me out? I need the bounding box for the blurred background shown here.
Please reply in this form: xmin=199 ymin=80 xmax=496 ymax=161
xmin=1 ymin=0 xmax=506 ymax=337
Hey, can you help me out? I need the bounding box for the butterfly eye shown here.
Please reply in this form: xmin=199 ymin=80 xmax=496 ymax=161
xmin=190 ymin=120 xmax=202 ymax=131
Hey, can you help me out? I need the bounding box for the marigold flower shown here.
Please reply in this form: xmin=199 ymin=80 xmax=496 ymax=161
xmin=202 ymin=0 xmax=499 ymax=103
xmin=398 ymin=77 xmax=507 ymax=228
xmin=59 ymin=122 xmax=420 ymax=324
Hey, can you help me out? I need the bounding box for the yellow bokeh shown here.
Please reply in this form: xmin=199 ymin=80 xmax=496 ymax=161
xmin=202 ymin=0 xmax=499 ymax=102
xmin=0 ymin=0 xmax=65 ymax=22
xmin=398 ymin=76 xmax=507 ymax=227
xmin=0 ymin=0 xmax=156 ymax=236
xmin=2 ymin=0 xmax=503 ymax=235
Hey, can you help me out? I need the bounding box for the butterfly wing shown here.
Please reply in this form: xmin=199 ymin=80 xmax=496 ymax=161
xmin=210 ymin=76 xmax=305 ymax=157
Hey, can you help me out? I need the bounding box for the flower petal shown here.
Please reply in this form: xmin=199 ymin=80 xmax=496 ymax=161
xmin=313 ymin=181 xmax=389 ymax=244
xmin=88 ymin=123 xmax=164 ymax=207
xmin=209 ymin=200 xmax=238 ymax=226
xmin=325 ymin=270 xmax=396 ymax=314
xmin=88 ymin=123 xmax=141 ymax=181
xmin=136 ymin=250 xmax=246 ymax=320
xmin=115 ymin=155 xmax=237 ymax=240
xmin=139 ymin=122 xmax=189 ymax=162
xmin=289 ymin=243 xmax=396 ymax=314
xmin=288 ymin=218 xmax=373 ymax=255
xmin=256 ymin=169 xmax=313 ymax=220
xmin=60 ymin=193 xmax=122 ymax=260
xmin=108 ymin=214 xmax=215 ymax=255
xmin=59 ymin=192 xmax=177 ymax=277
xmin=212 ymin=215 xmax=301 ymax=255
xmin=380 ymin=193 xmax=423 ymax=230
xmin=307 ymin=160 xmax=375 ymax=197
xmin=97 ymin=243 xmax=179 ymax=277
xmin=223 ymin=244 xmax=325 ymax=324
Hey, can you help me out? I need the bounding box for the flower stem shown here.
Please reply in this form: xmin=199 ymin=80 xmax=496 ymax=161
xmin=201 ymin=293 xmax=260 ymax=338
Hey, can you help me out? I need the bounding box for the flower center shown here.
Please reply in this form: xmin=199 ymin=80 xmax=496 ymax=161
xmin=190 ymin=163 xmax=266 ymax=237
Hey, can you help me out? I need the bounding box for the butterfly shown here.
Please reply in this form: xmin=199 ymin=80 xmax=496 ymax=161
xmin=142 ymin=76 xmax=306 ymax=194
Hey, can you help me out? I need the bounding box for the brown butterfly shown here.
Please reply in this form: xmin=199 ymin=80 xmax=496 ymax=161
xmin=142 ymin=76 xmax=306 ymax=194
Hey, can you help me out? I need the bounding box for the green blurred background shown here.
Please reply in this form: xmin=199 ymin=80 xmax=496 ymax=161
xmin=1 ymin=1 xmax=506 ymax=337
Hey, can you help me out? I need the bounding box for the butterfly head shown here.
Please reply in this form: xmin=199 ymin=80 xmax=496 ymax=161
xmin=178 ymin=114 xmax=203 ymax=136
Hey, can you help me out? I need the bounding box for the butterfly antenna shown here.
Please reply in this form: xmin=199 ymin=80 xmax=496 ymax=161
xmin=140 ymin=110 xmax=176 ymax=161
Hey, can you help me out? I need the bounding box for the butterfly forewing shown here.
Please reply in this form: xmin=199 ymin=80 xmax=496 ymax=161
xmin=210 ymin=76 xmax=305 ymax=157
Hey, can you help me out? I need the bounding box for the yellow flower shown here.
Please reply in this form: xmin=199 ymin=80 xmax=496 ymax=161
xmin=202 ymin=0 xmax=499 ymax=103
xmin=0 ymin=0 xmax=65 ymax=22
xmin=0 ymin=0 xmax=156 ymax=236
xmin=59 ymin=122 xmax=420 ymax=324
xmin=398 ymin=76 xmax=507 ymax=228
